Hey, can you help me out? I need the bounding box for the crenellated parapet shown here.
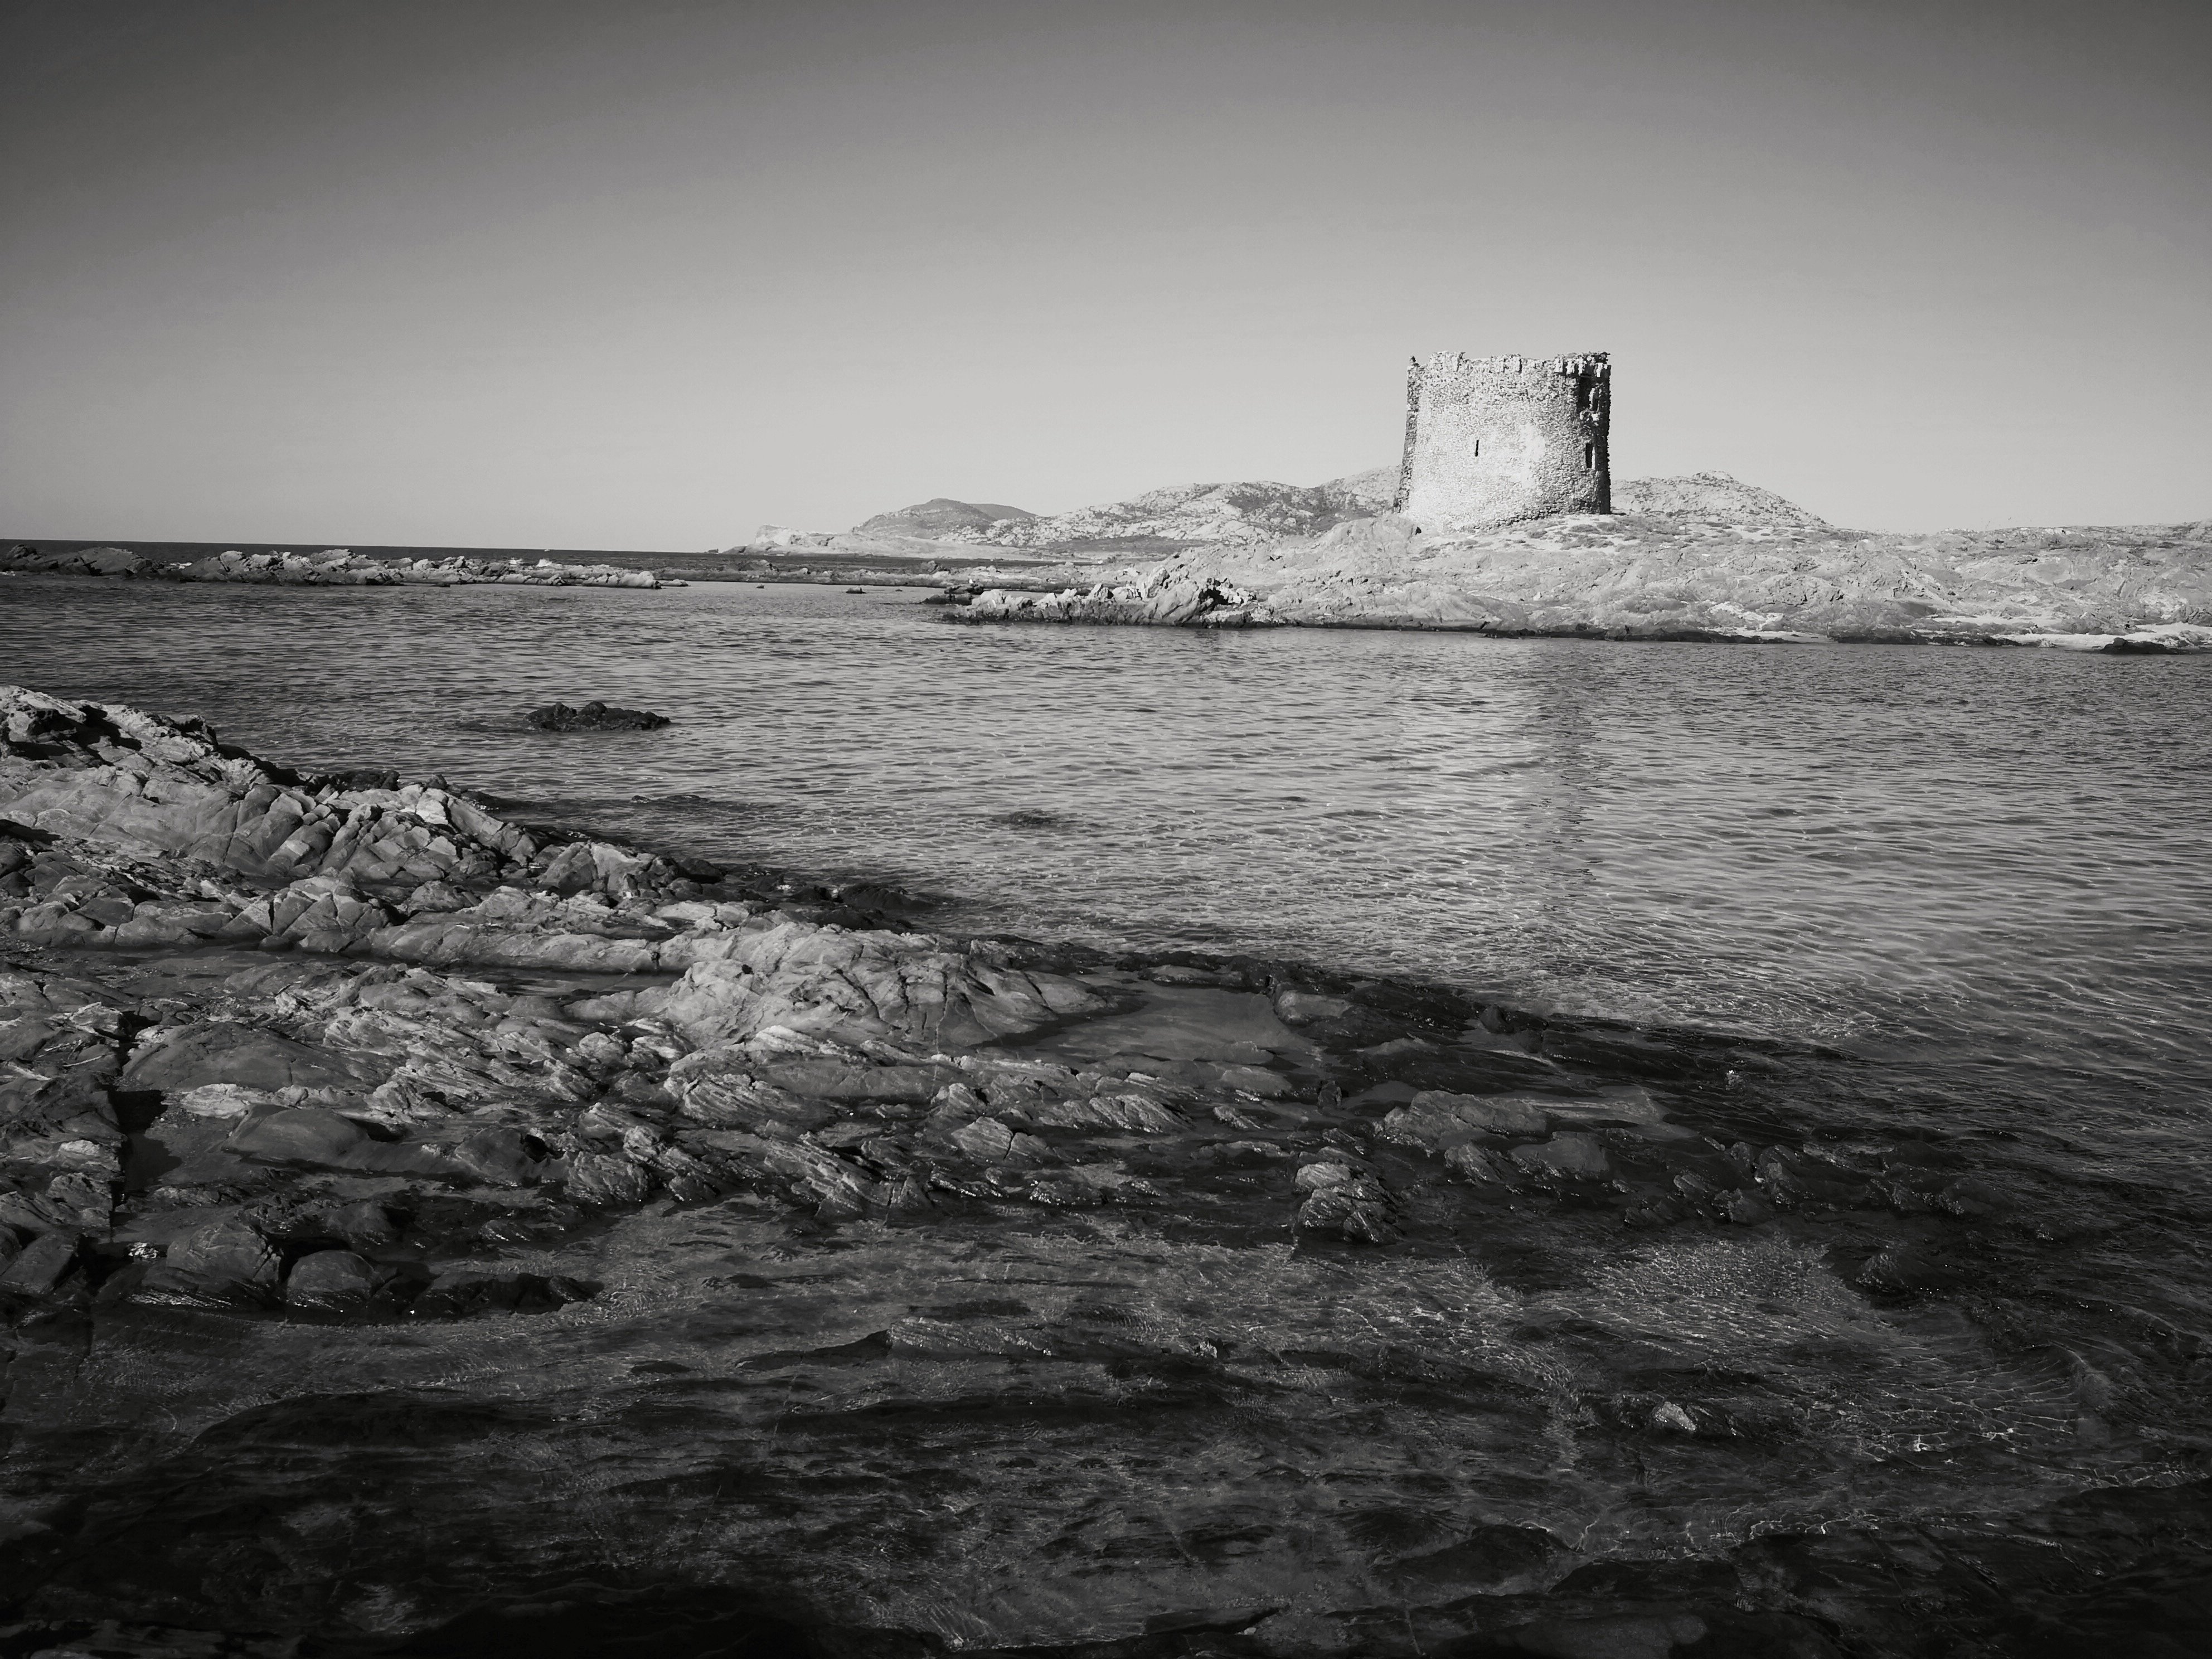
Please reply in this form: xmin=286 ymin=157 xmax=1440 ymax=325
xmin=1396 ymin=350 xmax=1611 ymax=530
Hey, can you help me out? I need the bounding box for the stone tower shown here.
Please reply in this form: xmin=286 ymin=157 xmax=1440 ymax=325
xmin=1395 ymin=351 xmax=1611 ymax=531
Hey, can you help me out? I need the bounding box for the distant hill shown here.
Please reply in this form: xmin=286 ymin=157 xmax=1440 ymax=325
xmin=1612 ymin=472 xmax=1832 ymax=528
xmin=853 ymin=498 xmax=1039 ymax=538
xmin=912 ymin=468 xmax=1400 ymax=551
xmin=811 ymin=468 xmax=1843 ymax=559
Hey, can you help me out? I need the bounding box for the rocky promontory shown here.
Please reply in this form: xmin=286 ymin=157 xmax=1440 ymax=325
xmin=0 ymin=681 xmax=2204 ymax=1654
xmin=944 ymin=477 xmax=2212 ymax=648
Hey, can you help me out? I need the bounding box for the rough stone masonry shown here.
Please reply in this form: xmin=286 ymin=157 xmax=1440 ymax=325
xmin=1396 ymin=351 xmax=1612 ymax=530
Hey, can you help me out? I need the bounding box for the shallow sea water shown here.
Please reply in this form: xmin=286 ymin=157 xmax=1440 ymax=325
xmin=4 ymin=571 xmax=2210 ymax=1647
xmin=7 ymin=572 xmax=2205 ymax=1181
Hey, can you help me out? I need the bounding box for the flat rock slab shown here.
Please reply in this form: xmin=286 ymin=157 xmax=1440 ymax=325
xmin=121 ymin=1020 xmax=373 ymax=1094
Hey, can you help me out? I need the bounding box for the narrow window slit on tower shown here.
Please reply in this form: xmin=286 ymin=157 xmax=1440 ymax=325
xmin=1583 ymin=442 xmax=1594 ymax=470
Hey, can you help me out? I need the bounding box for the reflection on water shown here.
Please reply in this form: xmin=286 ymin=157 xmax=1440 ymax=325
xmin=3 ymin=573 xmax=2208 ymax=1178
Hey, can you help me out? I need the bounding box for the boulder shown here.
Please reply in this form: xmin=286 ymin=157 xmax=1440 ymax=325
xmin=565 ymin=1152 xmax=656 ymax=1207
xmin=286 ymin=1249 xmax=376 ymax=1309
xmin=525 ymin=701 xmax=671 ymax=732
xmin=163 ymin=1215 xmax=280 ymax=1289
xmin=227 ymin=1107 xmax=370 ymax=1165
xmin=1381 ymin=1092 xmax=1550 ymax=1149
xmin=442 ymin=1126 xmax=546 ymax=1187
xmin=0 ymin=1229 xmax=78 ymax=1294
xmin=1508 ymin=1132 xmax=1612 ymax=1181
xmin=950 ymin=1117 xmax=1049 ymax=1165
xmin=314 ymin=1199 xmax=402 ymax=1249
xmin=121 ymin=1214 xmax=282 ymax=1306
xmin=0 ymin=1171 xmax=113 ymax=1235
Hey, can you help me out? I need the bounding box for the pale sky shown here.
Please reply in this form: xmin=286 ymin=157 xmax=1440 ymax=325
xmin=2 ymin=0 xmax=2205 ymax=548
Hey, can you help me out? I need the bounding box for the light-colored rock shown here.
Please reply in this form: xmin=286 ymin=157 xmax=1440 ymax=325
xmin=566 ymin=922 xmax=1105 ymax=1050
xmin=938 ymin=490 xmax=2212 ymax=643
xmin=1381 ymin=1092 xmax=1551 ymax=1148
xmin=172 ymin=1083 xmax=276 ymax=1119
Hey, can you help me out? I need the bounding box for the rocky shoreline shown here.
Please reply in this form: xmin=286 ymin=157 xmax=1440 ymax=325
xmin=939 ymin=506 xmax=2212 ymax=650
xmin=0 ymin=683 xmax=2205 ymax=1654
xmin=3 ymin=542 xmax=667 ymax=588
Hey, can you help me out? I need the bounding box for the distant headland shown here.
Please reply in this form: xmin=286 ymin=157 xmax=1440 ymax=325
xmin=744 ymin=349 xmax=2209 ymax=650
xmin=9 ymin=350 xmax=2206 ymax=648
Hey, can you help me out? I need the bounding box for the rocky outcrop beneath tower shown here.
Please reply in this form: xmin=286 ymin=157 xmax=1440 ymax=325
xmin=942 ymin=496 xmax=2212 ymax=647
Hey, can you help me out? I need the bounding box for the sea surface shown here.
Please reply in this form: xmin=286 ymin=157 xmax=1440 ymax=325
xmin=7 ymin=570 xmax=2211 ymax=1646
xmin=6 ymin=571 xmax=2207 ymax=1189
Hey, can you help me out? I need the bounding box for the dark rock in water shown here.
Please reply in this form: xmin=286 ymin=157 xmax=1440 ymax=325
xmin=526 ymin=700 xmax=671 ymax=732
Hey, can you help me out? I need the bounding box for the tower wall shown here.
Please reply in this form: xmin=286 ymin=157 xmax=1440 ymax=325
xmin=1395 ymin=352 xmax=1611 ymax=530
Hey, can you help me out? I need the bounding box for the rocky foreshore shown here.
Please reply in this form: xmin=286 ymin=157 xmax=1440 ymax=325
xmin=0 ymin=682 xmax=2204 ymax=1655
xmin=3 ymin=542 xmax=667 ymax=588
xmin=938 ymin=487 xmax=2212 ymax=649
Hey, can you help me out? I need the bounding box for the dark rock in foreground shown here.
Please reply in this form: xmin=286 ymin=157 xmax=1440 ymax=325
xmin=526 ymin=698 xmax=672 ymax=731
xmin=0 ymin=681 xmax=2205 ymax=1656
